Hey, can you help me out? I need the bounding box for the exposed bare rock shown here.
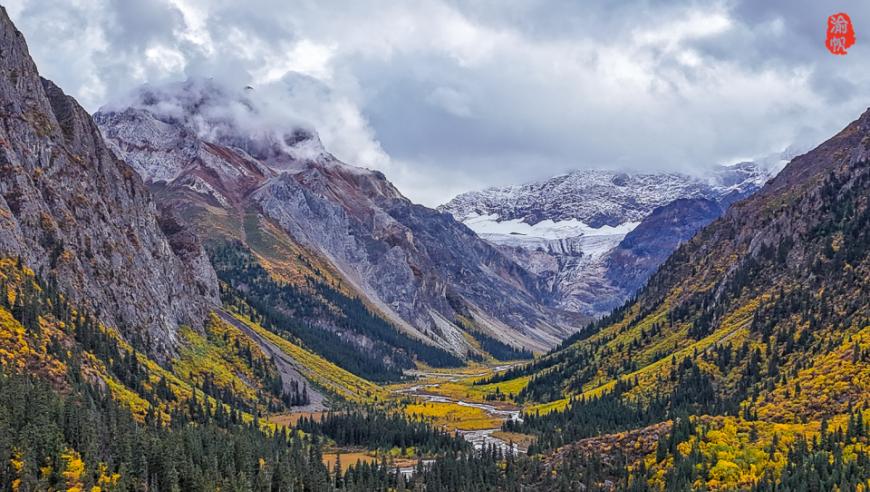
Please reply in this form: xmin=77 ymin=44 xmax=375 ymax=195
xmin=0 ymin=7 xmax=219 ymax=356
xmin=95 ymin=79 xmax=577 ymax=353
xmin=441 ymin=163 xmax=781 ymax=316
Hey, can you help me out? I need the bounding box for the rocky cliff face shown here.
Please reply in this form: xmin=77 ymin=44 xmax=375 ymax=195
xmin=0 ymin=7 xmax=219 ymax=356
xmin=441 ymin=164 xmax=782 ymax=316
xmin=95 ymin=80 xmax=575 ymax=353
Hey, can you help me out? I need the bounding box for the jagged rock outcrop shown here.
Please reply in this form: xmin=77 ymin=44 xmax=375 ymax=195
xmin=95 ymin=80 xmax=575 ymax=353
xmin=0 ymin=7 xmax=219 ymax=355
xmin=440 ymin=166 xmax=773 ymax=229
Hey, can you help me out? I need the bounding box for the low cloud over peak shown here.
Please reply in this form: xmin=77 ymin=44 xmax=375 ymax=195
xmin=7 ymin=0 xmax=870 ymax=206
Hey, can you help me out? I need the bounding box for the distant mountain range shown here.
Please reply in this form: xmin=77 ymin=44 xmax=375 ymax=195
xmin=441 ymin=164 xmax=778 ymax=228
xmin=440 ymin=160 xmax=789 ymax=315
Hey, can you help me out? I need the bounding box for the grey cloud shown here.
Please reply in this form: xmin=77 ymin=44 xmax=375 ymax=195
xmin=102 ymin=0 xmax=182 ymax=47
xmin=6 ymin=0 xmax=870 ymax=207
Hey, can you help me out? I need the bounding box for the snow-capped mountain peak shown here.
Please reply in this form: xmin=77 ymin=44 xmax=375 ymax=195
xmin=440 ymin=161 xmax=780 ymax=316
xmin=95 ymin=78 xmax=361 ymax=183
xmin=441 ymin=164 xmax=776 ymax=231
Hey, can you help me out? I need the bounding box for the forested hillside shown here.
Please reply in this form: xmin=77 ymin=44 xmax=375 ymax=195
xmin=0 ymin=257 xmax=497 ymax=490
xmin=492 ymin=110 xmax=870 ymax=489
xmin=210 ymin=241 xmax=463 ymax=381
xmin=0 ymin=255 xmax=629 ymax=491
xmin=0 ymin=256 xmax=324 ymax=488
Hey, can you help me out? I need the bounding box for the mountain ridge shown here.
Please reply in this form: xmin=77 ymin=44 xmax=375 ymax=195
xmin=94 ymin=79 xmax=578 ymax=361
xmin=440 ymin=163 xmax=782 ymax=316
xmin=0 ymin=7 xmax=219 ymax=356
xmin=440 ymin=163 xmax=779 ymax=228
xmin=490 ymin=106 xmax=869 ymax=488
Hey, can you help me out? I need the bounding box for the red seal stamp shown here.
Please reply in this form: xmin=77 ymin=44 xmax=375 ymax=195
xmin=826 ymin=13 xmax=855 ymax=55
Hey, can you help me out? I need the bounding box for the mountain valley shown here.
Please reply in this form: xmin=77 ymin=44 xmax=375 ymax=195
xmin=0 ymin=4 xmax=867 ymax=491
xmin=94 ymin=81 xmax=576 ymax=368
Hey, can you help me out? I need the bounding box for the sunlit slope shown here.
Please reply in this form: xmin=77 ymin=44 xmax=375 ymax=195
xmin=0 ymin=256 xmax=386 ymax=424
xmin=224 ymin=310 xmax=387 ymax=403
xmin=488 ymin=110 xmax=870 ymax=488
xmin=171 ymin=189 xmax=467 ymax=379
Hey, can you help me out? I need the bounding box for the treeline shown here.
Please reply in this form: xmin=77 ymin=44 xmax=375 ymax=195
xmin=209 ymin=241 xmax=462 ymax=382
xmin=468 ymin=330 xmax=533 ymax=361
xmin=0 ymin=260 xmax=468 ymax=490
xmin=0 ymin=370 xmax=538 ymax=492
xmin=296 ymin=409 xmax=468 ymax=454
xmin=640 ymin=410 xmax=870 ymax=492
xmin=473 ymin=343 xmax=595 ymax=390
xmin=509 ymin=324 xmax=864 ymax=455
xmin=507 ymin=356 xmax=726 ymax=452
xmin=4 ymin=364 xmax=865 ymax=492
xmin=0 ymin=261 xmax=501 ymax=490
xmin=0 ymin=373 xmax=336 ymax=491
xmin=755 ymin=411 xmax=870 ymax=491
xmin=2 ymin=266 xmax=302 ymax=415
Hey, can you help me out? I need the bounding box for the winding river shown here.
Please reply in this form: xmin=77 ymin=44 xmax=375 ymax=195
xmin=395 ymin=381 xmax=525 ymax=455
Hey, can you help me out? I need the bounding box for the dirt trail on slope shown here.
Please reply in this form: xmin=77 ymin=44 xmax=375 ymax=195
xmin=217 ymin=310 xmax=327 ymax=411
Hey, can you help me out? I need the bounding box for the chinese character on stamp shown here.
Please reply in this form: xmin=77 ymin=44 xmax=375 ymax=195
xmin=826 ymin=13 xmax=855 ymax=55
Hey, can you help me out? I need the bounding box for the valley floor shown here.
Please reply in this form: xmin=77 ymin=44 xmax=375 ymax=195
xmin=264 ymin=361 xmax=538 ymax=472
xmin=390 ymin=364 xmax=531 ymax=454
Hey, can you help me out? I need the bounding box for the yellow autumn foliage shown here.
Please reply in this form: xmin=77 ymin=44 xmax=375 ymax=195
xmin=405 ymin=401 xmax=501 ymax=431
xmin=231 ymin=312 xmax=386 ymax=402
xmin=61 ymin=448 xmax=85 ymax=491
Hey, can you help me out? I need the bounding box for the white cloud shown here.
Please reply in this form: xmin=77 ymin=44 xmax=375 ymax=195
xmin=6 ymin=0 xmax=870 ymax=207
xmin=252 ymin=39 xmax=336 ymax=84
xmin=632 ymin=9 xmax=732 ymax=47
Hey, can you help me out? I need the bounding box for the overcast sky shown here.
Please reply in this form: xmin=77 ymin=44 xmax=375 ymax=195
xmin=6 ymin=0 xmax=870 ymax=206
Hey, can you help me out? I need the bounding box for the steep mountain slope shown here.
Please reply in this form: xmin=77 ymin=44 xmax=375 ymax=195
xmin=441 ymin=163 xmax=782 ymax=316
xmin=603 ymin=197 xmax=723 ymax=302
xmin=491 ymin=109 xmax=870 ymax=489
xmin=0 ymin=5 xmax=395 ymax=410
xmin=94 ymin=80 xmax=575 ymax=366
xmin=0 ymin=242 xmax=439 ymax=489
xmin=0 ymin=7 xmax=218 ymax=356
